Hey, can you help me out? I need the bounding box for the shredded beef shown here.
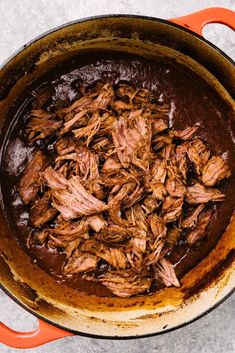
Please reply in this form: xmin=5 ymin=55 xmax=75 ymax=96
xmin=18 ymin=82 xmax=231 ymax=297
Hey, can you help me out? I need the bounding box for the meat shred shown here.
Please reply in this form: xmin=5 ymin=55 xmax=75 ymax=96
xmin=18 ymin=82 xmax=231 ymax=297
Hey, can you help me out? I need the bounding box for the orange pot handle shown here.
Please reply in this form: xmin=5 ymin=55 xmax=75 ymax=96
xmin=0 ymin=319 xmax=74 ymax=348
xmin=170 ymin=7 xmax=235 ymax=35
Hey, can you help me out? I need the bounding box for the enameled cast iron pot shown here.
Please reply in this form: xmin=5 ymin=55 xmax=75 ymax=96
xmin=0 ymin=7 xmax=234 ymax=348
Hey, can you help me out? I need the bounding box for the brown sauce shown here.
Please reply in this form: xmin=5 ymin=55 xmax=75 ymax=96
xmin=1 ymin=51 xmax=234 ymax=297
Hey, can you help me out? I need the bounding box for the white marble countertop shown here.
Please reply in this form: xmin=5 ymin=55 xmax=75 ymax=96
xmin=0 ymin=1 xmax=234 ymax=352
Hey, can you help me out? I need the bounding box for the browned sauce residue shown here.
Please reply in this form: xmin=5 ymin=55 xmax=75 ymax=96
xmin=1 ymin=52 xmax=234 ymax=297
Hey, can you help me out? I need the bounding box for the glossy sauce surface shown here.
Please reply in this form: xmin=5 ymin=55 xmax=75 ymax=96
xmin=1 ymin=52 xmax=234 ymax=297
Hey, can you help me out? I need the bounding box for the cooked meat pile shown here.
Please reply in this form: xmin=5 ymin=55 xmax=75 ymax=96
xmin=18 ymin=82 xmax=231 ymax=298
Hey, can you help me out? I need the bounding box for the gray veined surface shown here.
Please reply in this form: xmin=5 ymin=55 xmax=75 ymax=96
xmin=0 ymin=0 xmax=234 ymax=352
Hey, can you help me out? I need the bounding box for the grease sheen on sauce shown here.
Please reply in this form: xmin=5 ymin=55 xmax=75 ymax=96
xmin=1 ymin=52 xmax=234 ymax=297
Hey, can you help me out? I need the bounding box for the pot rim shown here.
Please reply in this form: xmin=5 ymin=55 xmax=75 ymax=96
xmin=0 ymin=13 xmax=234 ymax=74
xmin=0 ymin=13 xmax=234 ymax=339
xmin=1 ymin=282 xmax=234 ymax=339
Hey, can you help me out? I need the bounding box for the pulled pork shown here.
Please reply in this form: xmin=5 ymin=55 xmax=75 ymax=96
xmin=18 ymin=82 xmax=231 ymax=298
